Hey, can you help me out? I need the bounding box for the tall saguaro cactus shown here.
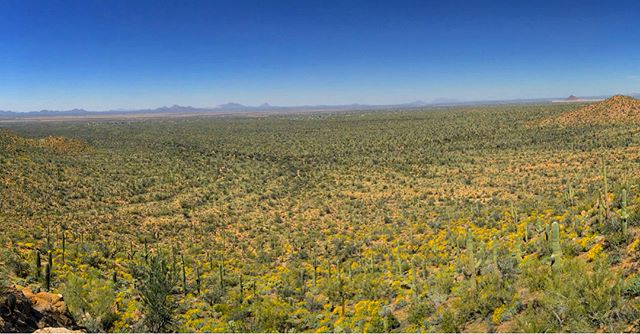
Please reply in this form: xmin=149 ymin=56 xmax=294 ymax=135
xmin=492 ymin=236 xmax=499 ymax=273
xmin=465 ymin=227 xmax=477 ymax=289
xmin=181 ymin=253 xmax=187 ymax=295
xmin=195 ymin=265 xmax=201 ymax=295
xmin=61 ymin=229 xmax=66 ymax=265
xmin=218 ymin=261 xmax=224 ymax=293
xmin=565 ymin=185 xmax=576 ymax=228
xmin=597 ymin=191 xmax=606 ymax=230
xmin=396 ymin=242 xmax=404 ymax=276
xmin=510 ymin=202 xmax=518 ymax=232
xmin=621 ymin=189 xmax=630 ymax=238
xmin=601 ymin=157 xmax=610 ymax=221
xmin=48 ymin=251 xmax=53 ymax=271
xmin=313 ymin=256 xmax=319 ymax=286
xmin=44 ymin=263 xmax=51 ymax=291
xmin=550 ymin=221 xmax=562 ymax=267
xmin=34 ymin=249 xmax=41 ymax=280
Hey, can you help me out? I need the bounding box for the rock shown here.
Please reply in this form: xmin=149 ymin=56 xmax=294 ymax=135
xmin=22 ymin=289 xmax=66 ymax=314
xmin=35 ymin=292 xmax=63 ymax=305
xmin=0 ymin=287 xmax=81 ymax=333
xmin=21 ymin=288 xmax=35 ymax=300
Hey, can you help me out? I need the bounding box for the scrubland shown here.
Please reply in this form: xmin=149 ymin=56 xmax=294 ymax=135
xmin=1 ymin=101 xmax=639 ymax=332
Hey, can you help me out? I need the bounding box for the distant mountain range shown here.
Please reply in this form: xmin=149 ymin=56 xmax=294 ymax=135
xmin=1 ymin=95 xmax=639 ymax=118
xmin=0 ymin=101 xmax=456 ymax=118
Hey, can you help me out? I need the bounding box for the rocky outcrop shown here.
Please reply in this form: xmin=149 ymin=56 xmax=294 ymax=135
xmin=0 ymin=287 xmax=81 ymax=333
xmin=21 ymin=288 xmax=67 ymax=315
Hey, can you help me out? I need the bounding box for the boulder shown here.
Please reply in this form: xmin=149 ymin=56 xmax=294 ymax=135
xmin=0 ymin=287 xmax=81 ymax=333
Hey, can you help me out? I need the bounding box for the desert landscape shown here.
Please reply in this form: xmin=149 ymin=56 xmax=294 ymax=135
xmin=2 ymin=1 xmax=640 ymax=333
xmin=2 ymin=96 xmax=640 ymax=332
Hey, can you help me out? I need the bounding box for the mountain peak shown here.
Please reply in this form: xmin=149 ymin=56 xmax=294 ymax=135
xmin=218 ymin=102 xmax=246 ymax=109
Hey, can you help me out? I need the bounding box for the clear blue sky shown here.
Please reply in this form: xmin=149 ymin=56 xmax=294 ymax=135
xmin=1 ymin=0 xmax=639 ymax=111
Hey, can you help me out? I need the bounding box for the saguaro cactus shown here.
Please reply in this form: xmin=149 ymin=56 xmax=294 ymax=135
xmin=550 ymin=221 xmax=562 ymax=267
xmin=621 ymin=189 xmax=630 ymax=238
xmin=181 ymin=253 xmax=187 ymax=295
xmin=565 ymin=185 xmax=576 ymax=207
xmin=514 ymin=239 xmax=522 ymax=262
xmin=61 ymin=230 xmax=66 ymax=265
xmin=478 ymin=242 xmax=486 ymax=269
xmin=411 ymin=259 xmax=420 ymax=297
xmin=239 ymin=273 xmax=244 ymax=303
xmin=48 ymin=251 xmax=53 ymax=270
xmin=44 ymin=263 xmax=51 ymax=291
xmin=545 ymin=224 xmax=550 ymax=241
xmin=252 ymin=280 xmax=257 ymax=299
xmin=601 ymin=157 xmax=610 ymax=220
xmin=492 ymin=236 xmax=499 ymax=273
xmin=218 ymin=261 xmax=224 ymax=292
xmin=597 ymin=191 xmax=606 ymax=229
xmin=510 ymin=202 xmax=518 ymax=232
xmin=46 ymin=224 xmax=51 ymax=251
xmin=313 ymin=256 xmax=319 ymax=286
xmin=396 ymin=244 xmax=404 ymax=276
xmin=454 ymin=246 xmax=462 ymax=274
xmin=195 ymin=265 xmax=201 ymax=295
xmin=34 ymin=249 xmax=41 ymax=280
xmin=339 ymin=269 xmax=346 ymax=317
xmin=465 ymin=227 xmax=473 ymax=251
xmin=465 ymin=227 xmax=477 ymax=289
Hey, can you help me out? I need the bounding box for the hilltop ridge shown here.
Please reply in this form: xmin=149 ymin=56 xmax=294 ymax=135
xmin=543 ymin=95 xmax=640 ymax=125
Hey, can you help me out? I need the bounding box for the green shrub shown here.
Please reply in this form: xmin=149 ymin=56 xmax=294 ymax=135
xmin=62 ymin=270 xmax=118 ymax=332
xmin=2 ymin=247 xmax=30 ymax=279
xmin=518 ymin=255 xmax=549 ymax=292
xmin=628 ymin=201 xmax=640 ymax=227
xmin=407 ymin=298 xmax=435 ymax=328
xmin=514 ymin=256 xmax=624 ymax=332
xmin=249 ymin=296 xmax=293 ymax=332
xmin=623 ymin=275 xmax=640 ymax=297
xmin=438 ymin=308 xmax=460 ymax=333
xmin=0 ymin=258 xmax=8 ymax=292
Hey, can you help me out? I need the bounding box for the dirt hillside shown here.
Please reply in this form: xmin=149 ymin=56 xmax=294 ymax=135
xmin=542 ymin=95 xmax=640 ymax=126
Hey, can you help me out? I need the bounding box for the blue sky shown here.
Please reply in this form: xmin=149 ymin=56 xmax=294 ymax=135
xmin=1 ymin=0 xmax=639 ymax=111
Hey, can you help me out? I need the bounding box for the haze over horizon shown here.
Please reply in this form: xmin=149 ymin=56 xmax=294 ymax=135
xmin=2 ymin=0 xmax=640 ymax=112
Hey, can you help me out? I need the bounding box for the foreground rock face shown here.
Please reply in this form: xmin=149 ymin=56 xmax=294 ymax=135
xmin=21 ymin=288 xmax=67 ymax=315
xmin=0 ymin=287 xmax=81 ymax=333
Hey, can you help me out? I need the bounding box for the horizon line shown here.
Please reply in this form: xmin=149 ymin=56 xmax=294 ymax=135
xmin=2 ymin=93 xmax=637 ymax=114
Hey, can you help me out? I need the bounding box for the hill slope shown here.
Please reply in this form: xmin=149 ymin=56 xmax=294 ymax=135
xmin=544 ymin=95 xmax=640 ymax=126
